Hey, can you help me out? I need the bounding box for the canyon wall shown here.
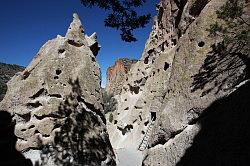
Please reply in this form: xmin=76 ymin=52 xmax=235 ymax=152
xmin=107 ymin=0 xmax=250 ymax=165
xmin=105 ymin=58 xmax=137 ymax=95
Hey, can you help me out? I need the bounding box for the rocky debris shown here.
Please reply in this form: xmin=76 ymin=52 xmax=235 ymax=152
xmin=0 ymin=13 xmax=116 ymax=165
xmin=0 ymin=63 xmax=24 ymax=101
xmin=105 ymin=58 xmax=137 ymax=95
xmin=107 ymin=0 xmax=250 ymax=165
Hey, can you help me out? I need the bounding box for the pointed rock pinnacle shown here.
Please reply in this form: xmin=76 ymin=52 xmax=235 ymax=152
xmin=66 ymin=13 xmax=86 ymax=47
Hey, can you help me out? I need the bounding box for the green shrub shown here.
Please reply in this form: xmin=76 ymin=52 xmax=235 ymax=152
xmin=0 ymin=83 xmax=7 ymax=95
xmin=103 ymin=91 xmax=117 ymax=114
xmin=207 ymin=0 xmax=249 ymax=55
xmin=109 ymin=113 xmax=113 ymax=123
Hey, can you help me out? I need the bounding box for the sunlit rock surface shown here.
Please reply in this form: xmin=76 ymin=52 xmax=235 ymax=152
xmin=105 ymin=58 xmax=138 ymax=95
xmin=0 ymin=13 xmax=116 ymax=165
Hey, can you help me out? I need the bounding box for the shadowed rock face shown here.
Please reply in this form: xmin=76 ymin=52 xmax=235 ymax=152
xmin=0 ymin=13 xmax=115 ymax=165
xmin=0 ymin=111 xmax=32 ymax=166
xmin=143 ymin=0 xmax=250 ymax=165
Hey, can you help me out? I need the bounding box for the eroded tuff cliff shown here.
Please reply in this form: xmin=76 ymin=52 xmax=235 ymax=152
xmin=107 ymin=0 xmax=250 ymax=165
xmin=0 ymin=13 xmax=115 ymax=165
xmin=105 ymin=58 xmax=137 ymax=95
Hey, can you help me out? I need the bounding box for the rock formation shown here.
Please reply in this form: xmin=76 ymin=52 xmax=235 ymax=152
xmin=0 ymin=13 xmax=115 ymax=165
xmin=0 ymin=63 xmax=24 ymax=101
xmin=105 ymin=58 xmax=137 ymax=95
xmin=106 ymin=0 xmax=250 ymax=165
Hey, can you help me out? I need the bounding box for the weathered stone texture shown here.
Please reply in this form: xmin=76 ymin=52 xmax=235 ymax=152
xmin=0 ymin=13 xmax=115 ymax=165
xmin=105 ymin=58 xmax=137 ymax=95
xmin=107 ymin=0 xmax=250 ymax=165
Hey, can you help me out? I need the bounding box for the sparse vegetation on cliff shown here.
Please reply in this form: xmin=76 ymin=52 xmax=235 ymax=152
xmin=0 ymin=62 xmax=24 ymax=101
xmin=103 ymin=91 xmax=117 ymax=114
xmin=208 ymin=0 xmax=249 ymax=53
xmin=192 ymin=0 xmax=250 ymax=95
xmin=109 ymin=113 xmax=114 ymax=123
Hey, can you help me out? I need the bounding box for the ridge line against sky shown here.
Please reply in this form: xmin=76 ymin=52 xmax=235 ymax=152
xmin=0 ymin=0 xmax=158 ymax=87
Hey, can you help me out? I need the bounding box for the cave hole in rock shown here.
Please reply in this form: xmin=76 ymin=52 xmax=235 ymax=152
xmin=26 ymin=101 xmax=42 ymax=108
xmin=151 ymin=112 xmax=156 ymax=121
xmin=58 ymin=48 xmax=65 ymax=54
xmin=139 ymin=115 xmax=142 ymax=121
xmin=117 ymin=124 xmax=134 ymax=135
xmin=164 ymin=62 xmax=170 ymax=71
xmin=91 ymin=57 xmax=96 ymax=62
xmin=28 ymin=125 xmax=35 ymax=129
xmin=22 ymin=71 xmax=30 ymax=80
xmin=67 ymin=40 xmax=82 ymax=47
xmin=134 ymin=106 xmax=143 ymax=109
xmin=171 ymin=39 xmax=177 ymax=46
xmin=56 ymin=69 xmax=62 ymax=75
xmin=42 ymin=134 xmax=50 ymax=138
xmin=198 ymin=41 xmax=205 ymax=47
xmin=129 ymin=85 xmax=140 ymax=94
xmin=52 ymin=124 xmax=62 ymax=130
xmin=144 ymin=120 xmax=149 ymax=126
xmin=114 ymin=120 xmax=117 ymax=124
xmin=177 ymin=47 xmax=180 ymax=52
xmin=141 ymin=131 xmax=145 ymax=134
xmin=54 ymin=76 xmax=59 ymax=80
xmin=147 ymin=49 xmax=154 ymax=54
xmin=34 ymin=130 xmax=40 ymax=134
xmin=144 ymin=56 xmax=149 ymax=64
xmin=19 ymin=112 xmax=31 ymax=122
xmin=29 ymin=88 xmax=47 ymax=99
xmin=49 ymin=94 xmax=62 ymax=98
xmin=161 ymin=43 xmax=165 ymax=52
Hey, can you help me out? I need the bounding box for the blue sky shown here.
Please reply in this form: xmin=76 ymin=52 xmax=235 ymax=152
xmin=0 ymin=0 xmax=157 ymax=87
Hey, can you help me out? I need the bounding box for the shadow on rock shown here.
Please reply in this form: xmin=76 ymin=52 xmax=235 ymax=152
xmin=191 ymin=42 xmax=250 ymax=97
xmin=38 ymin=78 xmax=115 ymax=166
xmin=0 ymin=111 xmax=32 ymax=166
xmin=177 ymin=81 xmax=250 ymax=166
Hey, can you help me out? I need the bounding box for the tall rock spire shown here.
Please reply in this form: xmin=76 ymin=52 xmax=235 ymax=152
xmin=0 ymin=13 xmax=116 ymax=165
xmin=66 ymin=13 xmax=86 ymax=47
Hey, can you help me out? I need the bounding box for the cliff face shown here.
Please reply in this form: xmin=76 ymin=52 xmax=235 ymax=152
xmin=0 ymin=63 xmax=24 ymax=101
xmin=0 ymin=14 xmax=115 ymax=165
xmin=107 ymin=0 xmax=250 ymax=165
xmin=105 ymin=58 xmax=137 ymax=95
